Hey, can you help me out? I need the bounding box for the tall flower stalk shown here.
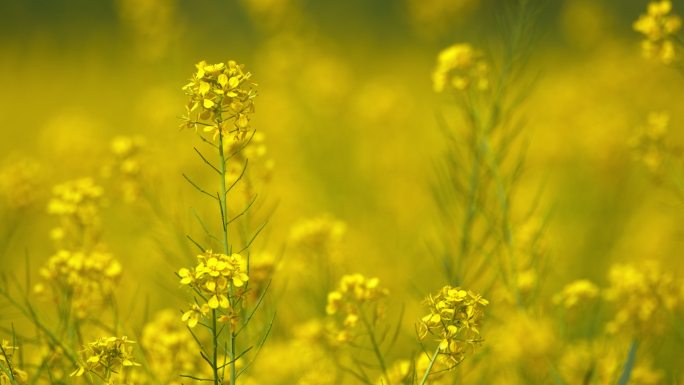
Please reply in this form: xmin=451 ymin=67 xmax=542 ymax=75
xmin=179 ymin=60 xmax=259 ymax=385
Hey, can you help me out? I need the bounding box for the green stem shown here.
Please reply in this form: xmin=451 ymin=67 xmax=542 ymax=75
xmin=358 ymin=306 xmax=390 ymax=385
xmin=212 ymin=309 xmax=219 ymax=385
xmin=616 ymin=340 xmax=638 ymax=385
xmin=418 ymin=347 xmax=441 ymax=385
xmin=218 ymin=126 xmax=237 ymax=385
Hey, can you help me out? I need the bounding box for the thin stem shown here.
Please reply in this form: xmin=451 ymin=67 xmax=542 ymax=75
xmin=418 ymin=347 xmax=441 ymax=385
xmin=211 ymin=309 xmax=219 ymax=385
xmin=358 ymin=306 xmax=390 ymax=385
xmin=617 ymin=340 xmax=638 ymax=385
xmin=217 ymin=123 xmax=237 ymax=385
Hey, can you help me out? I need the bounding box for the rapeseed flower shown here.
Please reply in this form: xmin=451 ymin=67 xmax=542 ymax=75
xmin=36 ymin=249 xmax=122 ymax=319
xmin=71 ymin=336 xmax=139 ymax=379
xmin=178 ymin=250 xmax=249 ymax=327
xmin=433 ymin=44 xmax=489 ymax=93
xmin=418 ymin=286 xmax=488 ymax=368
xmin=181 ymin=60 xmax=257 ymax=140
xmin=553 ymin=279 xmax=600 ymax=309
xmin=634 ymin=0 xmax=682 ymax=64
xmin=326 ymin=274 xmax=388 ymax=343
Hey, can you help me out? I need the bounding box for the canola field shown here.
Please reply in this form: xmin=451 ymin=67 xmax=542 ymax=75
xmin=1 ymin=0 xmax=683 ymax=384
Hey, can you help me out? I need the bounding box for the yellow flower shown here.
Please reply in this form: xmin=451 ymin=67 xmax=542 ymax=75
xmin=178 ymin=250 xmax=250 ymax=323
xmin=433 ymin=43 xmax=490 ymax=93
xmin=37 ymin=249 xmax=122 ymax=319
xmin=604 ymin=261 xmax=681 ymax=336
xmin=181 ymin=60 xmax=257 ymax=140
xmin=634 ymin=0 xmax=682 ymax=64
xmin=325 ymin=274 xmax=389 ymax=343
xmin=553 ymin=279 xmax=599 ymax=309
xmin=418 ymin=285 xmax=488 ymax=368
xmin=71 ymin=336 xmax=139 ymax=380
xmin=182 ymin=303 xmax=210 ymax=328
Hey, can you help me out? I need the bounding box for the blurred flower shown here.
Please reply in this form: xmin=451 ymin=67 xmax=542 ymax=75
xmin=559 ymin=341 xmax=664 ymax=385
xmin=71 ymin=336 xmax=139 ymax=378
xmin=553 ymin=279 xmax=599 ymax=309
xmin=246 ymin=252 xmax=276 ymax=302
xmin=433 ymin=44 xmax=489 ymax=93
xmin=289 ymin=216 xmax=346 ymax=256
xmin=103 ymin=135 xmax=146 ymax=202
xmin=634 ymin=0 xmax=682 ymax=64
xmin=181 ymin=60 xmax=257 ymax=140
xmin=224 ymin=130 xmax=274 ymax=198
xmin=489 ymin=311 xmax=555 ymax=377
xmin=142 ymin=310 xmax=209 ymax=384
xmin=326 ymin=274 xmax=388 ymax=343
xmin=418 ymin=286 xmax=488 ymax=368
xmin=0 ymin=159 xmax=40 ymax=210
xmin=630 ymin=112 xmax=677 ymax=177
xmin=604 ymin=261 xmax=681 ymax=336
xmin=37 ymin=249 xmax=122 ymax=319
xmin=47 ymin=178 xmax=104 ymax=249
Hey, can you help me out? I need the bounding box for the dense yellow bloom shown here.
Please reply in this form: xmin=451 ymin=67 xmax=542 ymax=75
xmin=47 ymin=178 xmax=104 ymax=248
xmin=181 ymin=60 xmax=257 ymax=140
xmin=47 ymin=178 xmax=103 ymax=220
xmin=71 ymin=336 xmax=139 ymax=379
xmin=634 ymin=0 xmax=682 ymax=64
xmin=36 ymin=249 xmax=122 ymax=319
xmin=630 ymin=112 xmax=673 ymax=175
xmin=104 ymin=135 xmax=146 ymax=202
xmin=418 ymin=286 xmax=488 ymax=368
xmin=432 ymin=44 xmax=489 ymax=93
xmin=179 ymin=250 xmax=249 ymax=326
xmin=142 ymin=310 xmax=209 ymax=385
xmin=604 ymin=261 xmax=681 ymax=335
xmin=326 ymin=274 xmax=388 ymax=342
xmin=553 ymin=279 xmax=599 ymax=309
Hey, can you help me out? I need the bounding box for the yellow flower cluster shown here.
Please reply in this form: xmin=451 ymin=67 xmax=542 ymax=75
xmin=634 ymin=0 xmax=682 ymax=64
xmin=181 ymin=60 xmax=257 ymax=140
xmin=0 ymin=159 xmax=40 ymax=210
xmin=604 ymin=261 xmax=681 ymax=335
xmin=106 ymin=136 xmax=146 ymax=202
xmin=47 ymin=178 xmax=104 ymax=246
xmin=178 ymin=250 xmax=249 ymax=327
xmin=47 ymin=178 xmax=103 ymax=221
xmin=289 ymin=216 xmax=346 ymax=256
xmin=325 ymin=274 xmax=388 ymax=342
xmin=245 ymin=252 xmax=276 ymax=303
xmin=418 ymin=286 xmax=488 ymax=367
xmin=71 ymin=336 xmax=139 ymax=378
xmin=432 ymin=44 xmax=489 ymax=93
xmin=36 ymin=249 xmax=122 ymax=319
xmin=631 ymin=112 xmax=672 ymax=175
xmin=224 ymin=131 xmax=274 ymax=189
xmin=141 ymin=310 xmax=208 ymax=385
xmin=0 ymin=339 xmax=28 ymax=385
xmin=553 ymin=279 xmax=599 ymax=309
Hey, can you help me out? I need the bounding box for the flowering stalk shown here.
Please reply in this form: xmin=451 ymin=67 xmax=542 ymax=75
xmin=179 ymin=60 xmax=257 ymax=385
